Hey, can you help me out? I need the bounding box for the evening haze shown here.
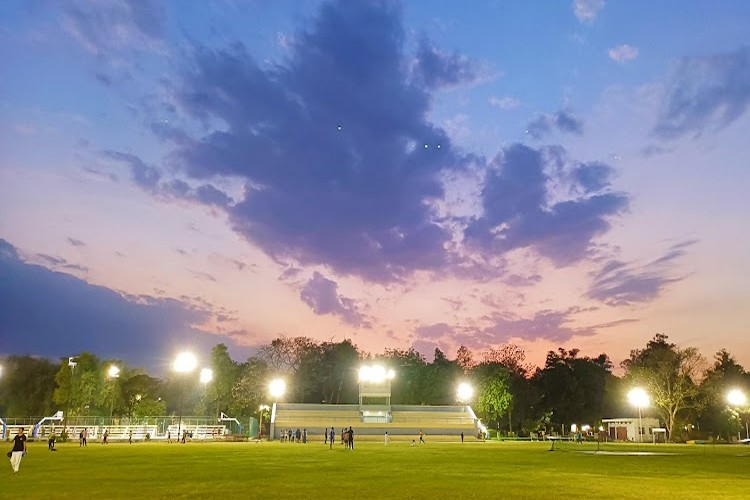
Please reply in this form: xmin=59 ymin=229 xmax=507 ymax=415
xmin=1 ymin=0 xmax=749 ymax=371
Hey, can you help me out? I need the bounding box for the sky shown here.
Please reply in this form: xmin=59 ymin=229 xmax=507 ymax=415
xmin=1 ymin=0 xmax=749 ymax=372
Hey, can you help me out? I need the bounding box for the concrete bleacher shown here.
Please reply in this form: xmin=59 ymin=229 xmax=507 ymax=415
xmin=271 ymin=403 xmax=479 ymax=441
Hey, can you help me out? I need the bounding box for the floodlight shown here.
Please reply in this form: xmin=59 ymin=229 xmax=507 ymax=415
xmin=581 ymin=425 xmax=591 ymax=432
xmin=107 ymin=365 xmax=120 ymax=378
xmin=627 ymin=387 xmax=649 ymax=408
xmin=359 ymin=365 xmax=391 ymax=383
xmin=387 ymin=369 xmax=395 ymax=380
xmin=269 ymin=379 xmax=286 ymax=399
xmin=200 ymin=368 xmax=213 ymax=384
xmin=727 ymin=389 xmax=747 ymax=407
xmin=571 ymin=423 xmax=578 ymax=433
xmin=173 ymin=352 xmax=197 ymax=373
xmin=457 ymin=382 xmax=474 ymax=402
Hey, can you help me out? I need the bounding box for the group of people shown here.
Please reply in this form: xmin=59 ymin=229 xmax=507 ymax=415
xmin=281 ymin=428 xmax=308 ymax=443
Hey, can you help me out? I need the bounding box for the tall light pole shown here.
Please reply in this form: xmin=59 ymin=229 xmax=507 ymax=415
xmin=727 ymin=388 xmax=748 ymax=440
xmin=173 ymin=352 xmax=197 ymax=443
xmin=107 ymin=365 xmax=120 ymax=418
xmin=269 ymin=379 xmax=286 ymax=441
xmin=628 ymin=388 xmax=650 ymax=443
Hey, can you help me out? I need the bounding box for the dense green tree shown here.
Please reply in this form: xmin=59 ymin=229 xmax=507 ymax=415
xmin=207 ymin=344 xmax=240 ymax=414
xmin=230 ymin=357 xmax=270 ymax=416
xmin=53 ymin=352 xmax=106 ymax=416
xmin=697 ymin=349 xmax=749 ymax=439
xmin=533 ymin=348 xmax=612 ymax=433
xmin=473 ymin=363 xmax=513 ymax=431
xmin=0 ymin=356 xmax=58 ymax=417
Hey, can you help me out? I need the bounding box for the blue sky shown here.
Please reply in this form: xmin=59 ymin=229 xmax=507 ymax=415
xmin=1 ymin=0 xmax=749 ymax=371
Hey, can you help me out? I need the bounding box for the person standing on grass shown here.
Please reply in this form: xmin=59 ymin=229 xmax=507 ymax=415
xmin=129 ymin=430 xmax=133 ymax=444
xmin=419 ymin=430 xmax=425 ymax=444
xmin=103 ymin=429 xmax=109 ymax=444
xmin=48 ymin=431 xmax=56 ymax=451
xmin=460 ymin=431 xmax=464 ymax=443
xmin=82 ymin=428 xmax=88 ymax=447
xmin=167 ymin=431 xmax=171 ymax=444
xmin=9 ymin=427 xmax=27 ymax=474
xmin=329 ymin=427 xmax=335 ymax=450
xmin=347 ymin=427 xmax=354 ymax=450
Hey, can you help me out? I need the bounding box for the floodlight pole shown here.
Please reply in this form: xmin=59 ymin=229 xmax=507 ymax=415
xmin=177 ymin=380 xmax=185 ymax=443
xmin=637 ymin=405 xmax=643 ymax=443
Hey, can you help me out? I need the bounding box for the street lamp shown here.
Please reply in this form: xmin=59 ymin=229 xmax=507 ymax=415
xmin=107 ymin=365 xmax=120 ymax=418
xmin=627 ymin=387 xmax=650 ymax=443
xmin=173 ymin=352 xmax=197 ymax=443
xmin=457 ymin=382 xmax=474 ymax=404
xmin=726 ymin=388 xmax=748 ymax=440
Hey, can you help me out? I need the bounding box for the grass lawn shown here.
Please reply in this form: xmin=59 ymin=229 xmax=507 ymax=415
xmin=4 ymin=439 xmax=749 ymax=499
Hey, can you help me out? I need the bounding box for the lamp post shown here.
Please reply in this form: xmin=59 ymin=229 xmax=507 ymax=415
xmin=173 ymin=352 xmax=197 ymax=443
xmin=726 ymin=388 xmax=748 ymax=440
xmin=627 ymin=388 xmax=650 ymax=443
xmin=269 ymin=379 xmax=286 ymax=440
xmin=107 ymin=365 xmax=120 ymax=418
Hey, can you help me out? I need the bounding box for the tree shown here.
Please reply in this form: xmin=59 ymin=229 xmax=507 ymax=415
xmin=474 ymin=366 xmax=513 ymax=431
xmin=533 ymin=348 xmax=612 ymax=433
xmin=455 ymin=345 xmax=475 ymax=374
xmin=53 ymin=352 xmax=105 ymax=416
xmin=207 ymin=344 xmax=240 ymax=414
xmin=697 ymin=349 xmax=748 ymax=439
xmin=230 ymin=357 xmax=270 ymax=416
xmin=622 ymin=334 xmax=706 ymax=441
xmin=0 ymin=356 xmax=58 ymax=417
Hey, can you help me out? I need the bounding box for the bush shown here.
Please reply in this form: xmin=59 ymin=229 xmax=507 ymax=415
xmin=59 ymin=431 xmax=69 ymax=443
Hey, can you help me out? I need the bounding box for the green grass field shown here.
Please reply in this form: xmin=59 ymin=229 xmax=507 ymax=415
xmin=4 ymin=439 xmax=749 ymax=499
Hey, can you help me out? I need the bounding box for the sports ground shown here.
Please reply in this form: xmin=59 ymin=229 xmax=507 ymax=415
xmin=4 ymin=440 xmax=749 ymax=499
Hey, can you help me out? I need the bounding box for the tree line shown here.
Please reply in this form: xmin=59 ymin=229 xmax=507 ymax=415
xmin=0 ymin=334 xmax=748 ymax=441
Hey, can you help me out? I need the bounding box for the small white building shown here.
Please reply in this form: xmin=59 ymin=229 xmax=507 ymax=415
xmin=602 ymin=417 xmax=661 ymax=442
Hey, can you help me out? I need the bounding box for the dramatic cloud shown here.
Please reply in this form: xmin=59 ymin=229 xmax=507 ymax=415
xmin=489 ymin=96 xmax=521 ymax=110
xmin=159 ymin=0 xmax=463 ymax=282
xmin=464 ymin=144 xmax=628 ymax=266
xmin=413 ymin=39 xmax=486 ymax=89
xmin=587 ymin=240 xmax=697 ymax=306
xmin=525 ymin=110 xmax=584 ymax=139
xmin=573 ymin=0 xmax=605 ymax=22
xmin=300 ymin=272 xmax=369 ymax=327
xmin=654 ymin=47 xmax=750 ymax=139
xmin=608 ymin=44 xmax=639 ymax=63
xmin=0 ymin=239 xmax=237 ymax=369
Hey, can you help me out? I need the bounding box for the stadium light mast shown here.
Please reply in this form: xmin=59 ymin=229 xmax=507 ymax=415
xmin=627 ymin=387 xmax=649 ymax=443
xmin=173 ymin=352 xmax=197 ymax=443
xmin=726 ymin=388 xmax=748 ymax=439
xmin=106 ymin=365 xmax=121 ymax=418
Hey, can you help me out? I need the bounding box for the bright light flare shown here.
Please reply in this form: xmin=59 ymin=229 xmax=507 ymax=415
xmin=173 ymin=352 xmax=197 ymax=373
xmin=358 ymin=365 xmax=394 ymax=383
xmin=269 ymin=379 xmax=286 ymax=399
xmin=727 ymin=388 xmax=747 ymax=407
xmin=200 ymin=368 xmax=213 ymax=384
xmin=107 ymin=365 xmax=120 ymax=378
xmin=628 ymin=387 xmax=650 ymax=408
xmin=457 ymin=382 xmax=474 ymax=402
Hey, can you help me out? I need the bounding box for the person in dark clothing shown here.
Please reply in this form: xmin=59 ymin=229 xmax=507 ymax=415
xmin=9 ymin=427 xmax=27 ymax=473
xmin=48 ymin=432 xmax=56 ymax=451
xmin=347 ymin=427 xmax=354 ymax=450
xmin=460 ymin=431 xmax=464 ymax=443
xmin=329 ymin=427 xmax=335 ymax=450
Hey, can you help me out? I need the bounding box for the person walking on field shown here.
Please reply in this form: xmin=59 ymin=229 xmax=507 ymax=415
xmin=384 ymin=431 xmax=389 ymax=446
xmin=9 ymin=427 xmax=27 ymax=474
xmin=329 ymin=427 xmax=335 ymax=450
xmin=419 ymin=430 xmax=425 ymax=444
xmin=347 ymin=427 xmax=354 ymax=450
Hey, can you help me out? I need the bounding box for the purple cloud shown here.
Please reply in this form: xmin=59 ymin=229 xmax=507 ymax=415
xmin=464 ymin=144 xmax=629 ymax=266
xmin=413 ymin=38 xmax=486 ymax=89
xmin=654 ymin=47 xmax=750 ymax=139
xmin=587 ymin=240 xmax=697 ymax=306
xmin=526 ymin=110 xmax=584 ymax=139
xmin=67 ymin=237 xmax=86 ymax=247
xmin=300 ymin=272 xmax=369 ymax=327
